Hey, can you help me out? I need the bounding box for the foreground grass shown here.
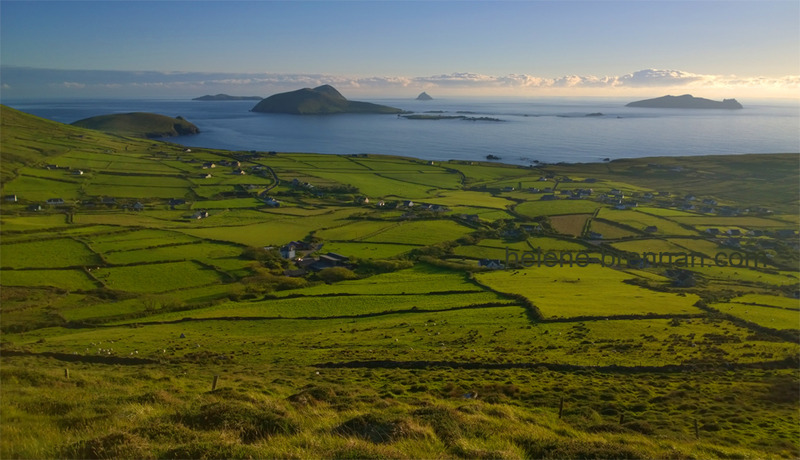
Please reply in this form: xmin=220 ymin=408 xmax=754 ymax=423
xmin=2 ymin=356 xmax=797 ymax=459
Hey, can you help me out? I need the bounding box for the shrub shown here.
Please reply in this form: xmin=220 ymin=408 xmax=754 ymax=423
xmin=162 ymin=442 xmax=260 ymax=460
xmin=515 ymin=436 xmax=645 ymax=460
xmin=287 ymin=385 xmax=338 ymax=405
xmin=241 ymin=246 xmax=287 ymax=270
xmin=413 ymin=406 xmax=464 ymax=445
xmin=180 ymin=400 xmax=298 ymax=443
xmin=63 ymin=432 xmax=151 ymax=459
xmin=317 ymin=267 xmax=359 ymax=283
xmin=334 ymin=413 xmax=429 ymax=444
xmin=354 ymin=258 xmax=413 ymax=275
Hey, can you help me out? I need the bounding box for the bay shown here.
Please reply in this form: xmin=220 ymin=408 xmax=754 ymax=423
xmin=4 ymin=97 xmax=798 ymax=165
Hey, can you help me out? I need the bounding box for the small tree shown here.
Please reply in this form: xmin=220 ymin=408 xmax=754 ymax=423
xmin=241 ymin=246 xmax=287 ymax=270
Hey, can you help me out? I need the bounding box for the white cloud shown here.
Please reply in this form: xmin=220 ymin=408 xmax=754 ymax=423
xmin=55 ymin=81 xmax=86 ymax=89
xmin=614 ymin=69 xmax=706 ymax=87
xmin=3 ymin=66 xmax=798 ymax=98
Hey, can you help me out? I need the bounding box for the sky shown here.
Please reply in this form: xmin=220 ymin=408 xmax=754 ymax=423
xmin=1 ymin=0 xmax=798 ymax=99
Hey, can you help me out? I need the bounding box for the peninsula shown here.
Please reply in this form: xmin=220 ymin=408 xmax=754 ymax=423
xmin=626 ymin=94 xmax=743 ymax=109
xmin=71 ymin=112 xmax=200 ymax=138
xmin=193 ymin=94 xmax=262 ymax=101
xmin=251 ymin=85 xmax=403 ymax=114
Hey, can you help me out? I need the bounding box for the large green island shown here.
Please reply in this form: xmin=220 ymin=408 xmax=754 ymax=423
xmin=251 ymin=85 xmax=403 ymax=114
xmin=1 ymin=104 xmax=798 ymax=459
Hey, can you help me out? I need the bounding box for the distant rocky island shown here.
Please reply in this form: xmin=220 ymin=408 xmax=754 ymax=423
xmin=626 ymin=94 xmax=743 ymax=109
xmin=401 ymin=114 xmax=503 ymax=122
xmin=193 ymin=94 xmax=262 ymax=101
xmin=71 ymin=113 xmax=200 ymax=138
xmin=416 ymin=92 xmax=433 ymax=101
xmin=251 ymin=85 xmax=403 ymax=115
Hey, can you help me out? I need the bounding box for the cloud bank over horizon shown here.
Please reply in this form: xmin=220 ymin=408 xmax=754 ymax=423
xmin=1 ymin=67 xmax=797 ymax=100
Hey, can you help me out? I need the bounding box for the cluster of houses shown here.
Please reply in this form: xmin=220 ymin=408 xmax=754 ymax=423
xmin=200 ymin=159 xmax=273 ymax=179
xmin=290 ymin=178 xmax=315 ymax=190
xmin=398 ymin=201 xmax=448 ymax=213
xmin=201 ymin=159 xmax=241 ymax=170
xmin=596 ymin=189 xmax=639 ymax=210
xmin=705 ymin=228 xmax=796 ymax=239
xmin=680 ymin=227 xmax=798 ymax=251
xmin=43 ymin=164 xmax=86 ymax=176
xmin=478 ymin=259 xmax=504 ymax=270
xmin=262 ymin=196 xmax=281 ymax=207
xmin=16 ymin=197 xmax=149 ymax=212
xmin=516 ymin=176 xmax=598 ymax=203
xmin=270 ymin=240 xmax=351 ymax=276
xmin=602 ymin=191 xmax=758 ymax=217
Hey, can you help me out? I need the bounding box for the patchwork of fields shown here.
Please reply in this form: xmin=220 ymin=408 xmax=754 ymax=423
xmin=1 ymin=105 xmax=798 ymax=459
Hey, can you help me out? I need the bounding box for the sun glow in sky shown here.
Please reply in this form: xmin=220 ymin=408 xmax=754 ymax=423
xmin=1 ymin=0 xmax=798 ymax=99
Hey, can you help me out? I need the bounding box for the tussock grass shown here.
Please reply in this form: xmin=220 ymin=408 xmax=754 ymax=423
xmin=2 ymin=357 xmax=798 ymax=458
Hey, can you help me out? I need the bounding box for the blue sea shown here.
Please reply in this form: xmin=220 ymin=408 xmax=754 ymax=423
xmin=5 ymin=97 xmax=799 ymax=165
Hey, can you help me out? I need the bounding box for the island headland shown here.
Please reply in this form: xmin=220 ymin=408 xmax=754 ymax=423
xmin=626 ymin=94 xmax=743 ymax=109
xmin=70 ymin=112 xmax=200 ymax=138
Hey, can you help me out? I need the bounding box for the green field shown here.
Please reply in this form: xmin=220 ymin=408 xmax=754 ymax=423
xmin=712 ymin=301 xmax=800 ymax=331
xmin=477 ymin=264 xmax=703 ymax=318
xmin=314 ymin=220 xmax=398 ymax=241
xmin=129 ymin=291 xmax=510 ymax=322
xmin=611 ymin=238 xmax=690 ymax=255
xmin=550 ymin=213 xmax=592 ymax=236
xmin=318 ymin=241 xmax=417 ymax=259
xmin=589 ymin=219 xmax=640 ymax=239
xmin=87 ymin=229 xmax=198 ymax=252
xmin=0 ymin=268 xmax=98 ymax=290
xmin=361 ymin=220 xmax=472 ymax=245
xmin=431 ymin=190 xmax=514 ymax=209
xmin=1 ymin=105 xmax=799 ymax=459
xmin=4 ymin=174 xmax=83 ymax=201
xmin=0 ymin=238 xmax=101 ymax=268
xmin=93 ymin=261 xmax=226 ymax=293
xmin=734 ymin=293 xmax=800 ymax=310
xmin=275 ymin=264 xmax=482 ymax=295
xmin=102 ymin=242 xmax=242 ymax=265
xmin=0 ymin=214 xmax=70 ymax=232
xmin=515 ymin=199 xmax=603 ymax=218
xmin=597 ymin=208 xmax=698 ymax=236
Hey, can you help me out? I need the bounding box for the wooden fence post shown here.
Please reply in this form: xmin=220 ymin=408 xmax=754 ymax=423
xmin=64 ymin=368 xmax=69 ymax=379
xmin=558 ymin=397 xmax=564 ymax=419
xmin=694 ymin=419 xmax=699 ymax=439
xmin=212 ymin=375 xmax=219 ymax=391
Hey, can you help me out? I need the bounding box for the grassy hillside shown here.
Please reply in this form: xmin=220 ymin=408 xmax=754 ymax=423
xmin=71 ymin=112 xmax=200 ymax=138
xmin=1 ymin=106 xmax=798 ymax=459
xmin=540 ymin=154 xmax=800 ymax=214
xmin=251 ymin=85 xmax=403 ymax=114
xmin=0 ymin=106 xmax=157 ymax=184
